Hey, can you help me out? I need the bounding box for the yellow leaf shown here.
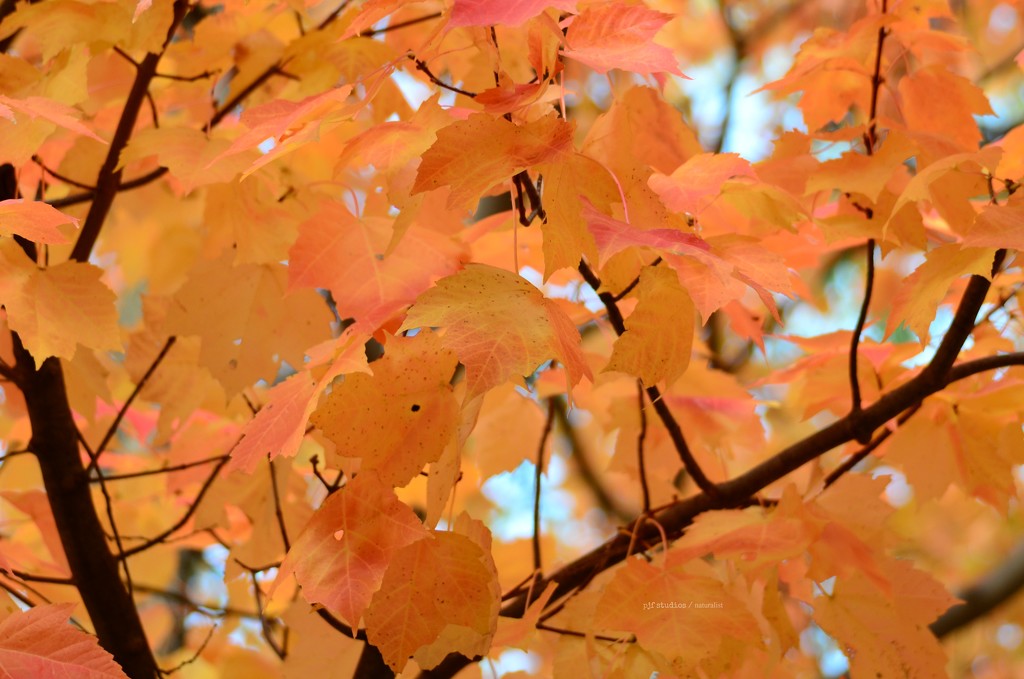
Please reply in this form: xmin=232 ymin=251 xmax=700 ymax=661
xmin=165 ymin=255 xmax=333 ymax=395
xmin=310 ymin=331 xmax=460 ymax=487
xmin=605 ymin=265 xmax=694 ymax=386
xmin=400 ymin=264 xmax=591 ymax=399
xmin=0 ymin=241 xmax=120 ymax=362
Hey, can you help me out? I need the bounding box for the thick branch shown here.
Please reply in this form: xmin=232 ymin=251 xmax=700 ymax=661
xmin=11 ymin=338 xmax=159 ymax=678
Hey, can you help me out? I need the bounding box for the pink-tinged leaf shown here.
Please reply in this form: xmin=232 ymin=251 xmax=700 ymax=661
xmin=0 ymin=199 xmax=79 ymax=244
xmin=277 ymin=472 xmax=430 ymax=629
xmin=563 ymin=2 xmax=683 ymax=75
xmin=582 ymin=200 xmax=789 ymax=319
xmin=0 ymin=604 xmax=129 ymax=679
xmin=581 ymin=196 xmax=709 ymax=266
xmin=450 ymin=0 xmax=578 ymax=27
xmin=288 ymin=200 xmax=465 ymax=328
xmin=230 ymin=330 xmax=370 ymax=474
xmin=209 ymin=86 xmax=354 ymax=167
xmin=962 ymin=204 xmax=1024 ymax=250
xmin=228 ymin=372 xmax=319 ymax=473
xmin=648 ymin=153 xmax=757 ymax=216
xmin=0 ymin=94 xmax=105 ymax=143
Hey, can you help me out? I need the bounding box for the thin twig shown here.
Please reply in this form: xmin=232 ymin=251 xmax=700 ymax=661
xmin=86 ymin=336 xmax=176 ymax=475
xmin=360 ymin=11 xmax=442 ymax=37
xmin=636 ymin=381 xmax=651 ymax=514
xmin=611 ymin=258 xmax=661 ymax=302
xmin=92 ymin=454 xmax=229 ymax=483
xmin=848 ymin=0 xmax=888 ymax=440
xmin=118 ymin=456 xmax=230 ymax=558
xmin=578 ymin=259 xmax=718 ymax=496
xmin=160 ymin=623 xmax=218 ymax=675
xmin=268 ymin=458 xmax=292 ymax=552
xmin=532 ymin=400 xmax=556 ymax=576
xmin=408 ymin=54 xmax=477 ymax=98
xmin=243 ymin=565 xmax=286 ymax=659
xmin=31 ymin=155 xmax=97 ymax=190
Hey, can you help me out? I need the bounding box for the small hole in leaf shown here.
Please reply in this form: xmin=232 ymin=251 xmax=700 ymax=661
xmin=411 ymin=404 xmax=421 ymax=412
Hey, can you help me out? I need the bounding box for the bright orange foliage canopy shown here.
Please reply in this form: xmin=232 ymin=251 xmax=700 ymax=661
xmin=1 ymin=0 xmax=1024 ymax=677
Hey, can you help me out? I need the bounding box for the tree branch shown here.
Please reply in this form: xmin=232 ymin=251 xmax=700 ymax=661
xmin=578 ymin=260 xmax=719 ymax=496
xmin=69 ymin=0 xmax=189 ymax=262
xmin=932 ymin=539 xmax=1024 ymax=638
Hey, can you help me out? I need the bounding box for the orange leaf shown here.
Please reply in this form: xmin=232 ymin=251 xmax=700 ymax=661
xmin=648 ymin=153 xmax=756 ymax=217
xmin=815 ymin=560 xmax=955 ymax=679
xmin=166 ymin=255 xmax=334 ymax=396
xmin=400 ymin=264 xmax=591 ymax=399
xmin=412 ymin=112 xmax=573 ymax=211
xmin=564 ymin=2 xmax=684 ymax=75
xmin=278 ymin=472 xmax=430 ymax=629
xmin=288 ymin=200 xmax=464 ymax=329
xmin=450 ymin=0 xmax=577 ymax=26
xmin=228 ymin=371 xmax=318 ymax=474
xmin=310 ymin=331 xmax=460 ymax=486
xmin=0 ymin=199 xmax=79 ymax=244
xmin=593 ymin=558 xmax=759 ymax=670
xmin=0 ymin=604 xmax=128 ymax=678
xmin=364 ymin=514 xmax=500 ymax=671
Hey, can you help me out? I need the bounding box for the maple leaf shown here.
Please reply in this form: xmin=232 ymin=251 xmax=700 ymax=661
xmin=563 ymin=2 xmax=684 ymax=75
xmin=593 ymin=557 xmax=760 ymax=671
xmin=0 ymin=604 xmax=128 ymax=679
xmin=0 ymin=199 xmax=79 ymax=244
xmin=310 ymin=331 xmax=460 ymax=486
xmin=450 ymin=0 xmax=578 ymax=27
xmin=0 ymin=240 xmax=120 ymax=361
xmin=815 ymin=559 xmax=956 ymax=678
xmin=165 ymin=255 xmax=333 ymax=396
xmin=400 ymin=264 xmax=591 ymax=399
xmin=364 ymin=513 xmax=500 ymax=672
xmin=412 ymin=113 xmax=574 ymax=211
xmin=277 ymin=472 xmax=430 ymax=629
xmin=0 ymin=94 xmax=105 ymax=143
xmin=605 ymin=265 xmax=695 ymax=386
xmin=288 ymin=199 xmax=464 ymax=329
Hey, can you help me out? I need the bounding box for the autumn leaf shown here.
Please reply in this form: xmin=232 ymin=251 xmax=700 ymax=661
xmin=605 ymin=265 xmax=695 ymax=386
xmin=400 ymin=264 xmax=591 ymax=399
xmin=228 ymin=371 xmax=318 ymax=474
xmin=0 ymin=93 xmax=105 ymax=143
xmin=288 ymin=199 xmax=465 ymax=329
xmin=165 ymin=255 xmax=334 ymax=396
xmin=0 ymin=240 xmax=120 ymax=361
xmin=310 ymin=331 xmax=460 ymax=486
xmin=563 ymin=2 xmax=684 ymax=76
xmin=593 ymin=557 xmax=760 ymax=671
xmin=815 ymin=559 xmax=956 ymax=679
xmin=364 ymin=514 xmax=500 ymax=671
xmin=277 ymin=472 xmax=430 ymax=629
xmin=0 ymin=604 xmax=128 ymax=679
xmin=450 ymin=0 xmax=578 ymax=27
xmin=0 ymin=199 xmax=79 ymax=244
xmin=412 ymin=113 xmax=574 ymax=211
